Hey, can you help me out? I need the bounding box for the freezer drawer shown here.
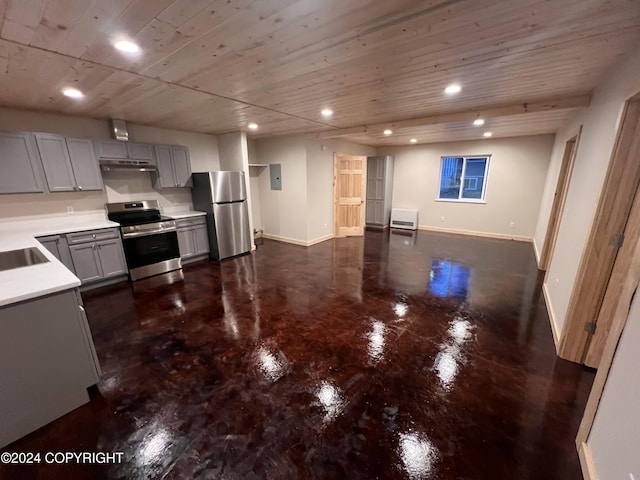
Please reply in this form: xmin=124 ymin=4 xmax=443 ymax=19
xmin=213 ymin=201 xmax=251 ymax=259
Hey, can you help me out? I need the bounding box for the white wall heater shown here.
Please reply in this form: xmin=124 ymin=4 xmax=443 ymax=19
xmin=390 ymin=208 xmax=418 ymax=230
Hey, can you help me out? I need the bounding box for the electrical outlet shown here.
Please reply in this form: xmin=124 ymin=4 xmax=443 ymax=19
xmin=66 ymin=206 xmax=74 ymax=213
xmin=509 ymin=222 xmax=515 ymax=228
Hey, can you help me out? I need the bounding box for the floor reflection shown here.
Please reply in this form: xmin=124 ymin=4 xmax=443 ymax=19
xmin=428 ymin=260 xmax=470 ymax=300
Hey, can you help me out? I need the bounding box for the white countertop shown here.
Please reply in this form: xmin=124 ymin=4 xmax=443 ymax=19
xmin=167 ymin=210 xmax=207 ymax=219
xmin=0 ymin=213 xmax=120 ymax=308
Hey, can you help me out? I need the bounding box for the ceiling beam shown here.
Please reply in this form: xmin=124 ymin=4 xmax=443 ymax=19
xmin=308 ymin=95 xmax=591 ymax=139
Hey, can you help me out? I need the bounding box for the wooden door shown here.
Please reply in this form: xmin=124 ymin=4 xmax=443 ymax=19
xmin=539 ymin=129 xmax=581 ymax=270
xmin=558 ymin=95 xmax=640 ymax=364
xmin=334 ymin=153 xmax=367 ymax=237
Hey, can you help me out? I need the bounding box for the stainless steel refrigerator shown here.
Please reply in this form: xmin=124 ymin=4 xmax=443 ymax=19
xmin=192 ymin=171 xmax=252 ymax=260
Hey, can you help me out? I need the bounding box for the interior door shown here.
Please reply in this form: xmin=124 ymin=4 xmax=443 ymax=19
xmin=334 ymin=153 xmax=367 ymax=237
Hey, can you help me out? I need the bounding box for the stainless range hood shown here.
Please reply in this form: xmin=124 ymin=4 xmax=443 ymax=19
xmin=99 ymin=159 xmax=158 ymax=172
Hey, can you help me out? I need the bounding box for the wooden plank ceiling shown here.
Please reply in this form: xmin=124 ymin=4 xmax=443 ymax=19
xmin=0 ymin=0 xmax=639 ymax=144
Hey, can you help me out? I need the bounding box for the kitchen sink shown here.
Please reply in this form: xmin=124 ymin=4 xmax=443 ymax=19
xmin=0 ymin=247 xmax=49 ymax=272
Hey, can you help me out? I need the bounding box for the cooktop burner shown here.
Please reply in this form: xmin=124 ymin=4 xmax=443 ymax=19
xmin=105 ymin=200 xmax=174 ymax=226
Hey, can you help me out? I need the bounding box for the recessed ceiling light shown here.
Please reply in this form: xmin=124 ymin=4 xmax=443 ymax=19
xmin=473 ymin=118 xmax=485 ymax=126
xmin=383 ymin=129 xmax=393 ymax=135
xmin=62 ymin=87 xmax=84 ymax=99
xmin=483 ymin=131 xmax=493 ymax=137
xmin=248 ymin=123 xmax=258 ymax=130
xmin=321 ymin=109 xmax=333 ymax=117
xmin=114 ymin=40 xmax=140 ymax=54
xmin=444 ymin=83 xmax=462 ymax=95
xmin=410 ymin=138 xmax=417 ymax=143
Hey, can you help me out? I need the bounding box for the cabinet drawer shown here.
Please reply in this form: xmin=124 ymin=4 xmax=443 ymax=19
xmin=176 ymin=216 xmax=206 ymax=228
xmin=66 ymin=228 xmax=119 ymax=245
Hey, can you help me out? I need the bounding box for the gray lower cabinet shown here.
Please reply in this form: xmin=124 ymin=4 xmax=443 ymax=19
xmin=0 ymin=131 xmax=47 ymax=194
xmin=154 ymin=144 xmax=192 ymax=188
xmin=36 ymin=234 xmax=75 ymax=272
xmin=65 ymin=228 xmax=127 ymax=284
xmin=0 ymin=288 xmax=101 ymax=448
xmin=69 ymin=237 xmax=127 ymax=284
xmin=177 ymin=217 xmax=209 ymax=260
xmin=365 ymin=155 xmax=395 ymax=229
xmin=35 ymin=134 xmax=103 ymax=192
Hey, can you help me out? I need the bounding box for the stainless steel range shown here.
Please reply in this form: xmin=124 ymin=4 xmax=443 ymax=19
xmin=106 ymin=200 xmax=182 ymax=281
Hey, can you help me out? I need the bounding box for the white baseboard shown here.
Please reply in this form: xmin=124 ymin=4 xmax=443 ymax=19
xmin=261 ymin=233 xmax=334 ymax=247
xmin=533 ymin=238 xmax=542 ymax=267
xmin=578 ymin=442 xmax=599 ymax=480
xmin=417 ymin=225 xmax=532 ymax=242
xmin=542 ymin=281 xmax=560 ymax=349
xmin=308 ymin=234 xmax=334 ymax=246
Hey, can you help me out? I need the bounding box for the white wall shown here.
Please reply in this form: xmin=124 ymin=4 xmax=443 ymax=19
xmin=217 ymin=132 xmax=245 ymax=171
xmin=535 ymin=46 xmax=640 ymax=334
xmin=255 ymin=135 xmax=308 ymax=242
xmin=247 ymin=139 xmax=263 ymax=231
xmin=379 ymin=135 xmax=554 ymax=239
xmin=126 ymin=123 xmax=219 ymax=172
xmin=587 ymin=293 xmax=640 ymax=480
xmin=0 ymin=107 xmax=220 ymax=218
xmin=306 ymin=138 xmax=376 ymax=241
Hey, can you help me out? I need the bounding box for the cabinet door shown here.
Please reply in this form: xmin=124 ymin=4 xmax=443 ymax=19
xmin=94 ymin=140 xmax=127 ymax=159
xmin=38 ymin=236 xmax=63 ymax=262
xmin=96 ymin=238 xmax=128 ymax=278
xmin=172 ymin=146 xmax=192 ymax=187
xmin=155 ymin=145 xmax=176 ymax=188
xmin=177 ymin=228 xmax=195 ymax=258
xmin=193 ymin=225 xmax=210 ymax=255
xmin=127 ymin=142 xmax=154 ymax=161
xmin=69 ymin=243 xmax=102 ymax=283
xmin=66 ymin=138 xmax=103 ymax=191
xmin=35 ymin=134 xmax=76 ymax=192
xmin=0 ymin=132 xmax=46 ymax=194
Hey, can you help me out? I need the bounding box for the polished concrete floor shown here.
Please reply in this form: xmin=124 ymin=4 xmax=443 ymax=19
xmin=1 ymin=230 xmax=595 ymax=479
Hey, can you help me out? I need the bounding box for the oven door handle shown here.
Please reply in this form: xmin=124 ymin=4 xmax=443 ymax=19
xmin=122 ymin=227 xmax=177 ymax=239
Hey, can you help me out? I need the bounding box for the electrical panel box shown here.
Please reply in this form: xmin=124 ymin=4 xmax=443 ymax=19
xmin=269 ymin=163 xmax=282 ymax=190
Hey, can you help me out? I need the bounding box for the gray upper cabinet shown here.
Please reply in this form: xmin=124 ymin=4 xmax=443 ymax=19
xmin=94 ymin=140 xmax=127 ymax=159
xmin=365 ymin=156 xmax=395 ymax=229
xmin=35 ymin=134 xmax=75 ymax=192
xmin=126 ymin=142 xmax=154 ymax=161
xmin=0 ymin=132 xmax=47 ymax=194
xmin=36 ymin=134 xmax=103 ymax=192
xmin=66 ymin=138 xmax=103 ymax=191
xmin=94 ymin=140 xmax=155 ymax=162
xmin=154 ymin=144 xmax=192 ymax=188
xmin=172 ymin=146 xmax=192 ymax=187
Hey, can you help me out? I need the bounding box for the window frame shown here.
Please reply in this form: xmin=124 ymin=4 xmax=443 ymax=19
xmin=436 ymin=155 xmax=491 ymax=203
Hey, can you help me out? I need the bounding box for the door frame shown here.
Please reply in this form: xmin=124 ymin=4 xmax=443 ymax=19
xmin=558 ymin=93 xmax=640 ymax=364
xmin=576 ymin=278 xmax=640 ymax=478
xmin=539 ymin=127 xmax=582 ymax=271
xmin=333 ymin=153 xmax=367 ymax=237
